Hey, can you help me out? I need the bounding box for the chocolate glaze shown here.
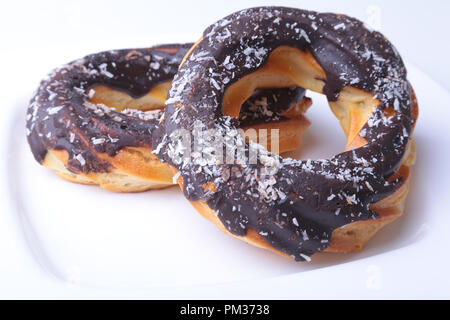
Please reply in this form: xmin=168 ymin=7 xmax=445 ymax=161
xmin=26 ymin=43 xmax=306 ymax=174
xmin=154 ymin=7 xmax=416 ymax=260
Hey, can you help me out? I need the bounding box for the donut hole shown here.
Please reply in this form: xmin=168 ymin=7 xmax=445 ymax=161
xmin=87 ymin=82 xmax=171 ymax=112
xmin=222 ymin=46 xmax=381 ymax=154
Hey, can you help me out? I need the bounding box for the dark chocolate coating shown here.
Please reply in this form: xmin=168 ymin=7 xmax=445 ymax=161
xmin=154 ymin=7 xmax=416 ymax=261
xmin=26 ymin=43 xmax=306 ymax=174
xmin=26 ymin=44 xmax=192 ymax=173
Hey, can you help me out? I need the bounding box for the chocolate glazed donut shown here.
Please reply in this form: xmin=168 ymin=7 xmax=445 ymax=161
xmin=154 ymin=7 xmax=418 ymax=260
xmin=26 ymin=43 xmax=312 ymax=192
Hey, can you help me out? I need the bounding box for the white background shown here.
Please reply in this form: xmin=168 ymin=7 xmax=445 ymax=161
xmin=1 ymin=0 xmax=449 ymax=89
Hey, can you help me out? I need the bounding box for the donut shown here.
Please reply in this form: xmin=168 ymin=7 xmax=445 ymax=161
xmin=26 ymin=44 xmax=312 ymax=192
xmin=154 ymin=7 xmax=419 ymax=261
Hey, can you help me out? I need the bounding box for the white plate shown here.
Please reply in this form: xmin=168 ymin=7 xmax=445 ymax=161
xmin=1 ymin=40 xmax=450 ymax=299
